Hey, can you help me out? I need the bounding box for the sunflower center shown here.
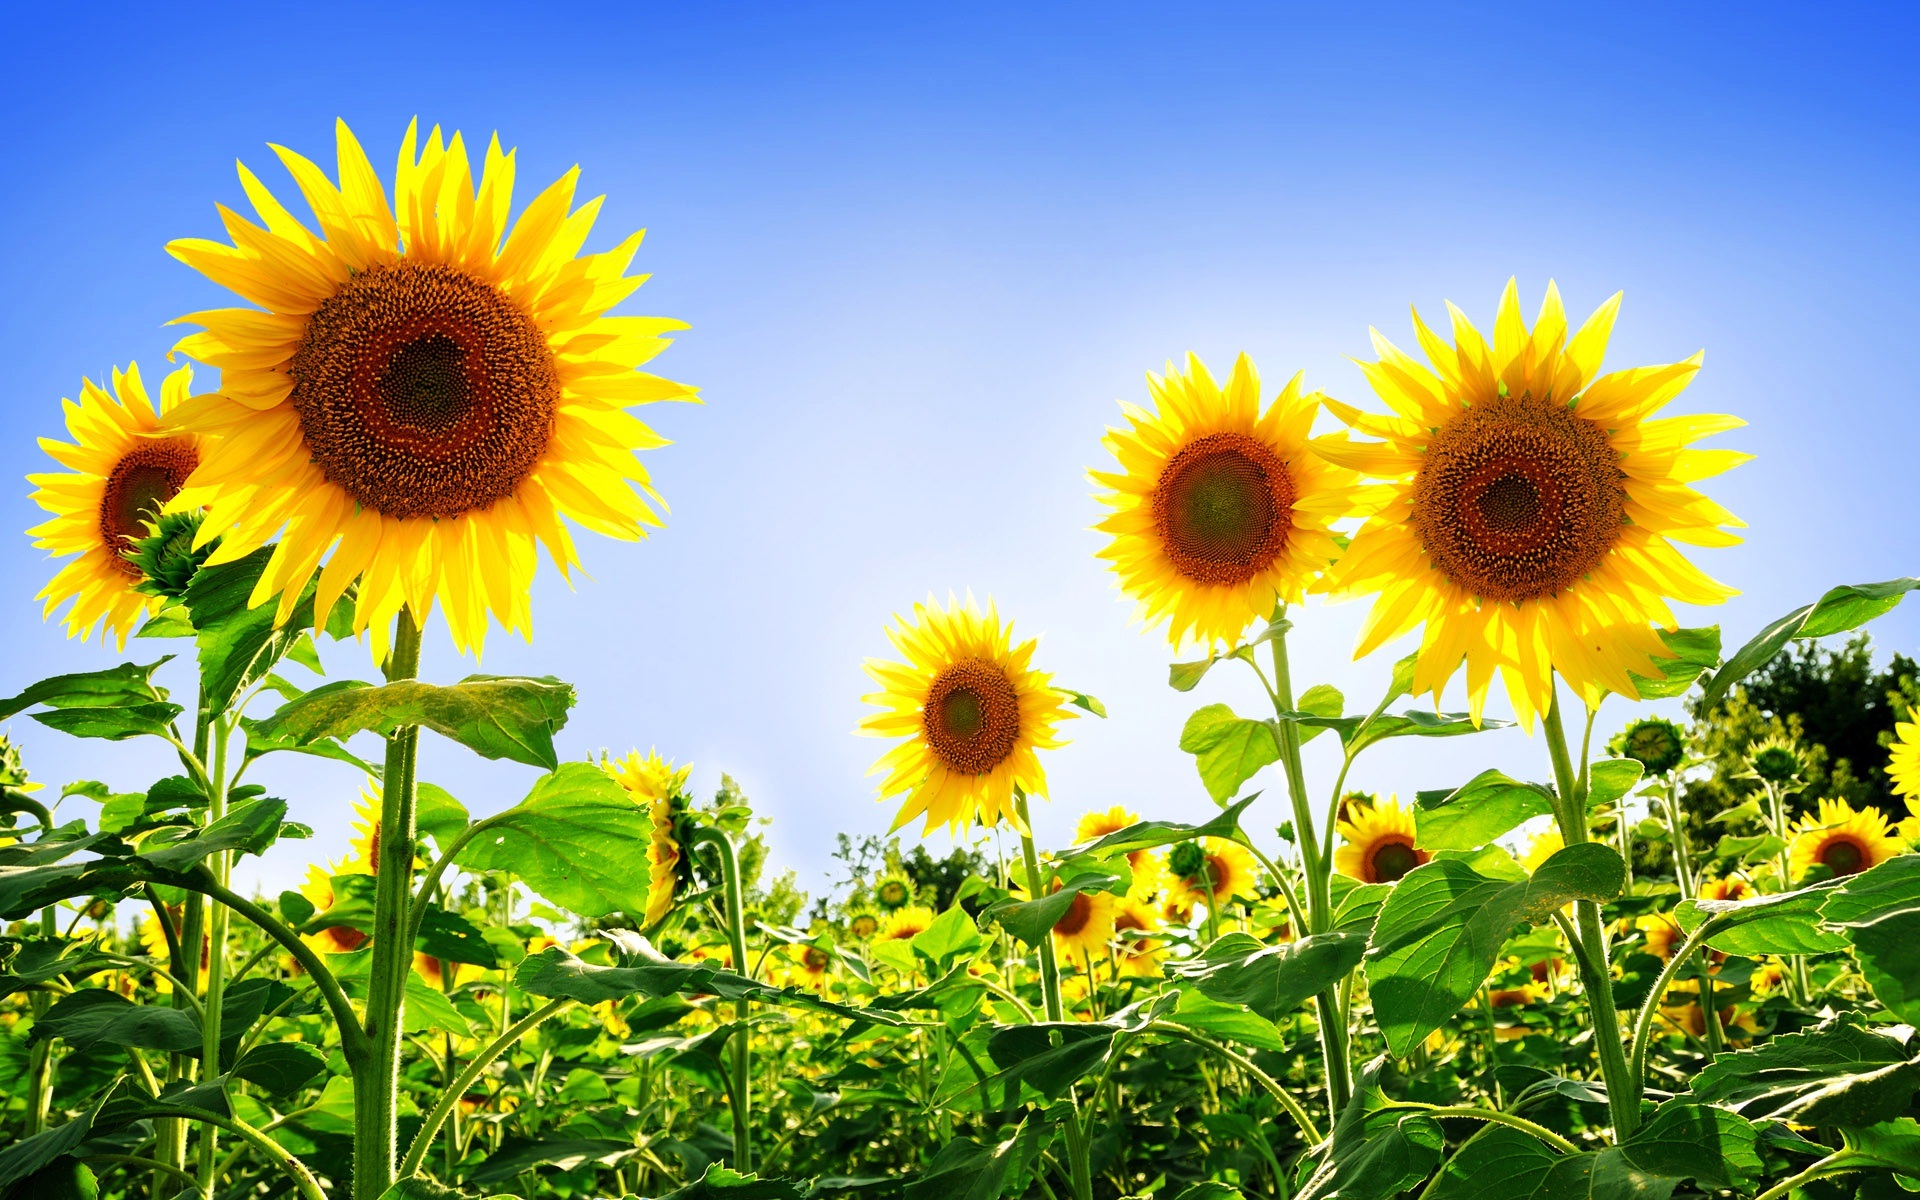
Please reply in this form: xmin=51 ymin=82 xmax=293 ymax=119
xmin=1054 ymin=891 xmax=1093 ymax=937
xmin=1411 ymin=393 xmax=1625 ymax=603
xmin=1820 ymin=837 xmax=1867 ymax=876
xmin=802 ymin=947 xmax=830 ymax=971
xmin=1368 ymin=838 xmax=1422 ymax=883
xmin=289 ymin=261 xmax=559 ymax=521
xmin=99 ymin=439 xmax=199 ymax=577
xmin=1152 ymin=432 xmax=1297 ymax=585
xmin=923 ymin=659 xmax=1023 ymax=776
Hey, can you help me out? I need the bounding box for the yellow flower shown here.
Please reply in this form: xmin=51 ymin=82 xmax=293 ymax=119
xmin=848 ymin=913 xmax=879 ymax=941
xmin=1697 ymin=874 xmax=1754 ymax=903
xmin=343 ymin=784 xmax=387 ymax=875
xmin=299 ymin=864 xmax=370 ymax=956
xmin=1520 ymin=828 xmax=1564 ymax=873
xmin=1335 ymin=798 xmax=1429 ymax=883
xmin=878 ymin=905 xmax=935 ymax=943
xmin=1073 ymin=805 xmax=1164 ymax=899
xmin=1049 ymin=887 xmax=1118 ymax=967
xmin=1788 ymin=798 xmax=1902 ymax=882
xmin=162 ymin=118 xmax=696 ymax=657
xmin=1316 ymin=280 xmax=1747 ymax=729
xmin=1658 ymin=979 xmax=1759 ymax=1043
xmin=1091 ymin=353 xmax=1363 ymax=650
xmin=860 ymin=594 xmax=1074 ymax=834
xmin=27 ymin=363 xmax=202 ymax=647
xmin=1636 ymin=913 xmax=1683 ymax=962
xmin=1751 ymin=958 xmax=1790 ymax=996
xmin=1890 ymin=707 xmax=1920 ymax=817
xmin=1108 ymin=897 xmax=1164 ymax=977
xmin=787 ymin=944 xmax=833 ymax=989
xmin=1169 ymin=838 xmax=1260 ymax=908
xmin=606 ymin=750 xmax=688 ymax=927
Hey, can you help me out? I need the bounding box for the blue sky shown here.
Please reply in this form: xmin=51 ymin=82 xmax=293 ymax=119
xmin=2 ymin=3 xmax=1916 ymax=903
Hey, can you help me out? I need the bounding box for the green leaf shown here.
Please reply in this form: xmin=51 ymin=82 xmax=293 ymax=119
xmin=1296 ymin=1062 xmax=1444 ymax=1200
xmin=1413 ymin=770 xmax=1556 ymax=852
xmin=1169 ymin=930 xmax=1366 ymax=1022
xmin=1688 ymin=1016 xmax=1920 ymax=1126
xmin=1169 ymin=657 xmax=1221 ymax=692
xmin=1674 ymin=881 xmax=1849 ymax=956
xmin=417 ymin=906 xmax=500 ymax=967
xmin=415 ymin=783 xmax=468 ymax=851
xmin=1426 ymin=1102 xmax=1760 ymax=1200
xmin=455 ymin=764 xmax=652 ymax=917
xmin=979 ymin=870 xmax=1124 ymax=947
xmin=660 ymin=1166 xmax=807 ymax=1199
xmin=0 ymin=660 xmax=170 ymax=720
xmin=183 ymin=547 xmax=329 ymax=714
xmin=1821 ymin=855 xmax=1920 ymax=1022
xmin=0 ymin=1086 xmax=112 ymax=1191
xmin=232 ymin=1041 xmax=330 ymax=1096
xmin=980 ymin=1022 xmax=1116 ymax=1101
xmin=137 ymin=604 xmax=196 ymax=639
xmin=1365 ymin=843 xmax=1624 ymax=1055
xmin=252 ymin=675 xmax=576 ymax=770
xmin=1074 ymin=794 xmax=1259 ymax=858
xmin=1702 ymin=578 xmax=1920 ymax=709
xmin=137 ymin=796 xmax=288 ymax=870
xmin=1845 ymin=1120 xmax=1920 ymax=1178
xmin=1585 ymin=759 xmax=1644 ymax=810
xmin=1179 ymin=704 xmax=1279 ymax=803
xmin=1056 ymin=689 xmax=1107 ymax=718
xmin=1628 ymin=626 xmax=1722 ymax=700
xmin=0 ymin=936 xmax=116 ymax=999
xmin=1164 ymin=986 xmax=1289 ymax=1052
xmin=402 ymin=975 xmax=473 ymax=1037
xmin=27 ymin=988 xmax=201 ymax=1052
xmin=1295 ymin=683 xmax=1345 ymax=746
xmin=904 ymin=1124 xmax=1048 ymax=1200
xmin=911 ymin=907 xmax=986 ymax=970
xmin=468 ymin=1137 xmax=641 ymax=1186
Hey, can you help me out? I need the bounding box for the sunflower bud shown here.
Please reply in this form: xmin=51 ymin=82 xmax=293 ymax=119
xmin=1168 ymin=841 xmax=1207 ymax=880
xmin=126 ymin=511 xmax=216 ymax=601
xmin=874 ymin=877 xmax=914 ymax=911
xmin=0 ymin=735 xmax=27 ymax=792
xmin=1611 ymin=717 xmax=1686 ymax=777
xmin=1748 ymin=739 xmax=1804 ymax=785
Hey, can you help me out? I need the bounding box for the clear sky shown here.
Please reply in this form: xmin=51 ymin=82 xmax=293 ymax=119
xmin=2 ymin=2 xmax=1916 ymax=904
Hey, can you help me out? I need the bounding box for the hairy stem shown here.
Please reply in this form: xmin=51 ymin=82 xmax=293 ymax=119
xmin=399 ymin=997 xmax=572 ymax=1179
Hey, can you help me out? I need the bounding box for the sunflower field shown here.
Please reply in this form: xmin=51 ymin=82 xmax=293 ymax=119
xmin=7 ymin=117 xmax=1920 ymax=1200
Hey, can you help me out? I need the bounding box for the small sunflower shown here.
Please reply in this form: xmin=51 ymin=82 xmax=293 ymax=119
xmin=163 ymin=119 xmax=696 ymax=657
xmin=1049 ymin=886 xmax=1118 ymax=967
xmin=1335 ymin=797 xmax=1429 ymax=883
xmin=1073 ymin=805 xmax=1165 ymax=898
xmin=874 ymin=876 xmax=915 ymax=911
xmin=848 ymin=912 xmax=880 ymax=941
xmin=27 ymin=363 xmax=203 ymax=648
xmin=1316 ymin=281 xmax=1747 ymax=728
xmin=1091 ymin=353 xmax=1363 ymax=649
xmin=1109 ymin=897 xmax=1164 ymax=977
xmin=344 ymin=784 xmax=385 ymax=874
xmin=1168 ymin=838 xmax=1260 ymax=908
xmin=1611 ymin=716 xmax=1687 ymax=777
xmin=1890 ymin=707 xmax=1920 ymax=818
xmin=878 ymin=905 xmax=935 ymax=943
xmin=860 ymin=594 xmax=1075 ymax=834
xmin=787 ymin=944 xmax=833 ymax=989
xmin=1788 ymin=798 xmax=1902 ymax=882
xmin=1697 ymin=874 xmax=1754 ymax=903
xmin=606 ymin=750 xmax=691 ymax=927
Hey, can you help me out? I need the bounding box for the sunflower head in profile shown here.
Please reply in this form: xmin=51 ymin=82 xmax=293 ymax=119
xmin=878 ymin=905 xmax=935 ymax=944
xmin=1789 ymin=798 xmax=1902 ymax=882
xmin=1335 ymin=797 xmax=1429 ymax=884
xmin=161 ymin=119 xmax=697 ymax=657
xmin=1073 ymin=805 xmax=1165 ymax=899
xmin=1316 ymin=280 xmax=1747 ymax=729
xmin=1696 ymin=874 xmax=1754 ymax=903
xmin=874 ymin=875 xmax=915 ymax=911
xmin=1611 ymin=716 xmax=1688 ymax=777
xmin=605 ymin=750 xmax=692 ymax=927
xmin=860 ymin=594 xmax=1075 ymax=835
xmin=27 ymin=363 xmax=203 ymax=648
xmin=1091 ymin=353 xmax=1363 ymax=650
xmin=1168 ymin=837 xmax=1259 ymax=909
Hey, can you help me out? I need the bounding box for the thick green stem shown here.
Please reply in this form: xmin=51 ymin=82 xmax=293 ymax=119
xmin=399 ymin=997 xmax=571 ymax=1179
xmin=693 ymin=828 xmax=755 ymax=1171
xmin=1543 ymin=688 xmax=1638 ymax=1137
xmin=143 ymin=1104 xmax=329 ymax=1200
xmin=1752 ymin=1153 xmax=1864 ymax=1200
xmin=355 ymin=609 xmax=423 ymax=1200
xmin=1266 ymin=612 xmax=1352 ymax=1121
xmin=1014 ymin=792 xmax=1094 ymax=1200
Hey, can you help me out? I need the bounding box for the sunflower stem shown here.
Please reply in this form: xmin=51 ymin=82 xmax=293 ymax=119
xmin=1265 ymin=608 xmax=1351 ymax=1121
xmin=196 ymin=715 xmax=234 ymax=1197
xmin=1543 ymin=686 xmax=1639 ymax=1137
xmin=692 ymin=827 xmax=755 ymax=1172
xmin=1014 ymin=791 xmax=1095 ymax=1200
xmin=354 ymin=608 xmax=423 ymax=1200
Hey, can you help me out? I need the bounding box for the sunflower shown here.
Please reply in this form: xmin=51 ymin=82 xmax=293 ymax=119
xmin=787 ymin=944 xmax=833 ymax=989
xmin=1316 ymin=281 xmax=1747 ymax=728
xmin=27 ymin=363 xmax=203 ymax=648
xmin=1697 ymin=874 xmax=1754 ymax=903
xmin=1168 ymin=838 xmax=1260 ymax=908
xmin=860 ymin=594 xmax=1075 ymax=834
xmin=1091 ymin=353 xmax=1363 ymax=650
xmin=874 ymin=876 xmax=915 ymax=911
xmin=1049 ymin=887 xmax=1118 ymax=967
xmin=848 ymin=912 xmax=880 ymax=941
xmin=1108 ymin=897 xmax=1163 ymax=977
xmin=1074 ymin=805 xmax=1165 ymax=898
xmin=1636 ymin=913 xmax=1683 ymax=962
xmin=878 ymin=905 xmax=934 ymax=943
xmin=1611 ymin=716 xmax=1687 ymax=777
xmin=1335 ymin=798 xmax=1429 ymax=883
xmin=343 ymin=784 xmax=389 ymax=874
xmin=606 ymin=750 xmax=690 ymax=927
xmin=299 ymin=864 xmax=370 ymax=955
xmin=1519 ymin=828 xmax=1564 ymax=873
xmin=162 ymin=119 xmax=696 ymax=657
xmin=1788 ymin=798 xmax=1903 ymax=882
xmin=1888 ymin=708 xmax=1920 ymax=818
xmin=1658 ymin=979 xmax=1759 ymax=1043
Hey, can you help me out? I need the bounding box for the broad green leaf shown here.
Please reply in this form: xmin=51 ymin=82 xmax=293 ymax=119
xmin=1845 ymin=1120 xmax=1920 ymax=1178
xmin=0 ymin=1086 xmax=114 ymax=1191
xmin=0 ymin=937 xmax=116 ymax=999
xmin=1295 ymin=683 xmax=1345 ymax=745
xmin=403 ymin=975 xmax=474 ymax=1037
xmin=184 ymin=547 xmax=331 ymax=714
xmin=979 ymin=869 xmax=1124 ymax=947
xmin=1179 ymin=704 xmax=1279 ymax=802
xmin=1365 ymin=843 xmax=1624 ymax=1055
xmin=0 ymin=660 xmax=170 ymax=719
xmin=1168 ymin=930 xmax=1366 ymax=1022
xmin=1585 ymin=759 xmax=1644 ymax=810
xmin=415 ymin=783 xmax=469 ymax=851
xmin=27 ymin=988 xmax=201 ymax=1052
xmin=1713 ymin=832 xmax=1786 ymax=865
xmin=1164 ymin=986 xmax=1288 ymax=1052
xmin=1169 ymin=656 xmax=1221 ymax=692
xmin=1702 ymin=578 xmax=1920 ymax=709
xmin=137 ymin=796 xmax=288 ymax=870
xmin=1674 ymin=881 xmax=1849 ymax=956
xmin=1331 ymin=880 xmax=1392 ymax=933
xmin=417 ymin=906 xmax=499 ymax=967
xmin=904 ymin=1124 xmax=1047 ymax=1200
xmin=911 ymin=906 xmax=985 ymax=969
xmin=513 ymin=940 xmax=899 ymax=1025
xmin=1627 ymin=626 xmax=1722 ymax=700
xmin=455 ymin=764 xmax=652 ymax=917
xmin=468 ymin=1137 xmax=641 ymax=1186
xmin=1075 ymin=794 xmax=1259 ymax=858
xmin=232 ymin=1041 xmax=329 ymax=1095
xmin=980 ymin=1022 xmax=1116 ymax=1101
xmin=661 ymin=1166 xmax=808 ymax=1199
xmin=1426 ymin=1102 xmax=1760 ymax=1200
xmin=1296 ymin=1062 xmax=1444 ymax=1200
xmin=1822 ymin=855 xmax=1920 ymax=1022
xmin=1688 ymin=1016 xmax=1920 ymax=1126
xmin=1413 ymin=770 xmax=1555 ymax=852
xmin=35 ymin=702 xmax=183 ymax=741
xmin=252 ymin=675 xmax=576 ymax=770
xmin=240 ymin=714 xmax=380 ymax=774
xmin=137 ymin=605 xmax=196 ymax=639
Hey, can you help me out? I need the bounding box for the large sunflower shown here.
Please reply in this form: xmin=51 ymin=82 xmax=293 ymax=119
xmin=163 ymin=119 xmax=696 ymax=656
xmin=605 ymin=749 xmax=691 ymax=926
xmin=1316 ymin=281 xmax=1747 ymax=728
xmin=1788 ymin=798 xmax=1902 ymax=882
xmin=1335 ymin=797 xmax=1429 ymax=883
xmin=27 ymin=363 xmax=202 ymax=648
xmin=1092 ymin=353 xmax=1362 ymax=649
xmin=860 ymin=594 xmax=1074 ymax=834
